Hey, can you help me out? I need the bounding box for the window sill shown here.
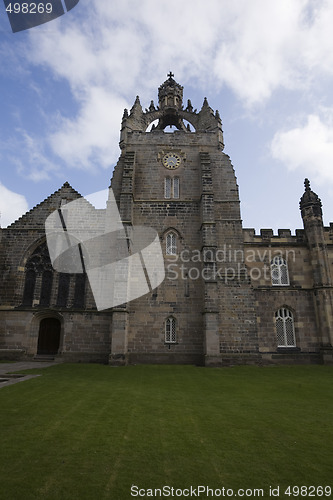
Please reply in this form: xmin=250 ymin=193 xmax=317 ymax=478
xmin=277 ymin=347 xmax=301 ymax=353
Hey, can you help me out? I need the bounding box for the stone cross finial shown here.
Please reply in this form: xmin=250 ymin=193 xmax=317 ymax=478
xmin=167 ymin=71 xmax=174 ymax=79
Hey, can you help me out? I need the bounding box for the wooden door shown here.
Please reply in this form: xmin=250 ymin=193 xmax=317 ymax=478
xmin=37 ymin=318 xmax=61 ymax=355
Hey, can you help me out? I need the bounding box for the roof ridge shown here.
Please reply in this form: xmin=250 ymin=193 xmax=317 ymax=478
xmin=5 ymin=182 xmax=82 ymax=228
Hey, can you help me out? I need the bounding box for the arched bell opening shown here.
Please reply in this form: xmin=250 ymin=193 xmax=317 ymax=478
xmin=145 ymin=117 xmax=196 ymax=133
xmin=146 ymin=119 xmax=159 ymax=132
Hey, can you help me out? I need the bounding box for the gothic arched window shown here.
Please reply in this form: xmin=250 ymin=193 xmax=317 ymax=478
xmin=271 ymin=256 xmax=289 ymax=286
xmin=22 ymin=269 xmax=36 ymax=306
xmin=165 ymin=316 xmax=176 ymax=343
xmin=275 ymin=308 xmax=296 ymax=347
xmin=22 ymin=242 xmax=53 ymax=307
xmin=40 ymin=270 xmax=53 ymax=306
xmin=73 ymin=273 xmax=86 ymax=308
xmin=56 ymin=273 xmax=71 ymax=307
xmin=166 ymin=232 xmax=177 ymax=255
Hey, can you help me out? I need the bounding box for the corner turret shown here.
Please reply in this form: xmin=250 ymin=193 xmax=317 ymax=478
xmin=300 ymin=178 xmax=322 ymax=220
xmin=300 ymin=179 xmax=333 ymax=354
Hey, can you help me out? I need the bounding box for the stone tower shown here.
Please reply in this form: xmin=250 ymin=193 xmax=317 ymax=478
xmin=2 ymin=76 xmax=332 ymax=365
xmin=300 ymin=179 xmax=333 ymax=362
xmin=109 ymin=74 xmax=259 ymax=366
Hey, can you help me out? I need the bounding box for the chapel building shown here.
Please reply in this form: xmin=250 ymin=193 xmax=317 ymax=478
xmin=1 ymin=74 xmax=333 ymax=366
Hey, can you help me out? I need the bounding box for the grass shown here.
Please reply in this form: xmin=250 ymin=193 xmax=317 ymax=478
xmin=0 ymin=364 xmax=332 ymax=500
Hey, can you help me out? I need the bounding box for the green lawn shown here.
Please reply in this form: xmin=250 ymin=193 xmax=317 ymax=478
xmin=0 ymin=364 xmax=332 ymax=500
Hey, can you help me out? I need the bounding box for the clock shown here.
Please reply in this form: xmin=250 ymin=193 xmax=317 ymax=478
xmin=163 ymin=152 xmax=181 ymax=169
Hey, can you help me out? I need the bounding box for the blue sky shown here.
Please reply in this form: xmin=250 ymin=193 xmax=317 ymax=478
xmin=1 ymin=0 xmax=333 ymax=232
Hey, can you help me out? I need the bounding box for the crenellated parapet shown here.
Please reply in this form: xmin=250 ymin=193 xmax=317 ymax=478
xmin=244 ymin=225 xmax=333 ymax=245
xmin=120 ymin=73 xmax=224 ymax=150
xmin=243 ymin=228 xmax=307 ymax=244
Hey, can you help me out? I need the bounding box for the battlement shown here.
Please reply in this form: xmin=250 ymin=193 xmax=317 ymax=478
xmin=244 ymin=224 xmax=333 ymax=244
xmin=243 ymin=228 xmax=306 ymax=244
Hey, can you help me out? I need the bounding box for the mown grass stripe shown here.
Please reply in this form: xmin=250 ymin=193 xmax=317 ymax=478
xmin=0 ymin=364 xmax=332 ymax=499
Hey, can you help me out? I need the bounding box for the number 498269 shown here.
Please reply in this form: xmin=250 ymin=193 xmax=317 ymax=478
xmin=284 ymin=485 xmax=331 ymax=497
xmin=6 ymin=3 xmax=53 ymax=14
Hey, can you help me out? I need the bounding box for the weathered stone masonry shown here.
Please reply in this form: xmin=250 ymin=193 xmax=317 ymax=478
xmin=1 ymin=75 xmax=333 ymax=365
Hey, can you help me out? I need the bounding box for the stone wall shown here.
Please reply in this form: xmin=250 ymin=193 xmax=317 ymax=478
xmin=0 ymin=309 xmax=111 ymax=363
xmin=243 ymin=226 xmax=333 ymax=363
xmin=1 ymin=77 xmax=333 ymax=367
xmin=0 ymin=183 xmax=113 ymax=363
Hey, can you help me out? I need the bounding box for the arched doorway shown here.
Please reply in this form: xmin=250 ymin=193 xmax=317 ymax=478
xmin=37 ymin=318 xmax=61 ymax=355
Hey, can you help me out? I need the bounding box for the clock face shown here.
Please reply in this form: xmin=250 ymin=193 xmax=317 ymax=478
xmin=163 ymin=152 xmax=181 ymax=169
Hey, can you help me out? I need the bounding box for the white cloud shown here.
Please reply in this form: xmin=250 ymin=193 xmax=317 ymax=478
xmin=78 ymin=0 xmax=324 ymax=102
xmin=213 ymin=0 xmax=305 ymax=104
xmin=27 ymin=0 xmax=333 ymax=100
xmin=48 ymin=87 xmax=128 ymax=170
xmin=271 ymin=112 xmax=333 ymax=184
xmin=13 ymin=130 xmax=59 ymax=181
xmin=14 ymin=0 xmax=333 ymax=175
xmin=0 ymin=182 xmax=29 ymax=228
xmin=27 ymin=2 xmax=148 ymax=94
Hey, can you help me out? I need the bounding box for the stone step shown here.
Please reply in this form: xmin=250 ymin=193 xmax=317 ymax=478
xmin=33 ymin=355 xmax=55 ymax=362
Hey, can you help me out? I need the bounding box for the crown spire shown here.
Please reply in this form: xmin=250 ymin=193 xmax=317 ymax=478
xmin=158 ymin=72 xmax=183 ymax=111
xmin=304 ymin=178 xmax=311 ymax=191
xmin=119 ymin=73 xmax=224 ymax=149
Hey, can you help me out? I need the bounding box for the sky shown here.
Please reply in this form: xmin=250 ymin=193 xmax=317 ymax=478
xmin=1 ymin=0 xmax=333 ymax=233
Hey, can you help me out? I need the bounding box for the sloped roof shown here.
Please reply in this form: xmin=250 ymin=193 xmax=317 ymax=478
xmin=5 ymin=182 xmax=83 ymax=230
